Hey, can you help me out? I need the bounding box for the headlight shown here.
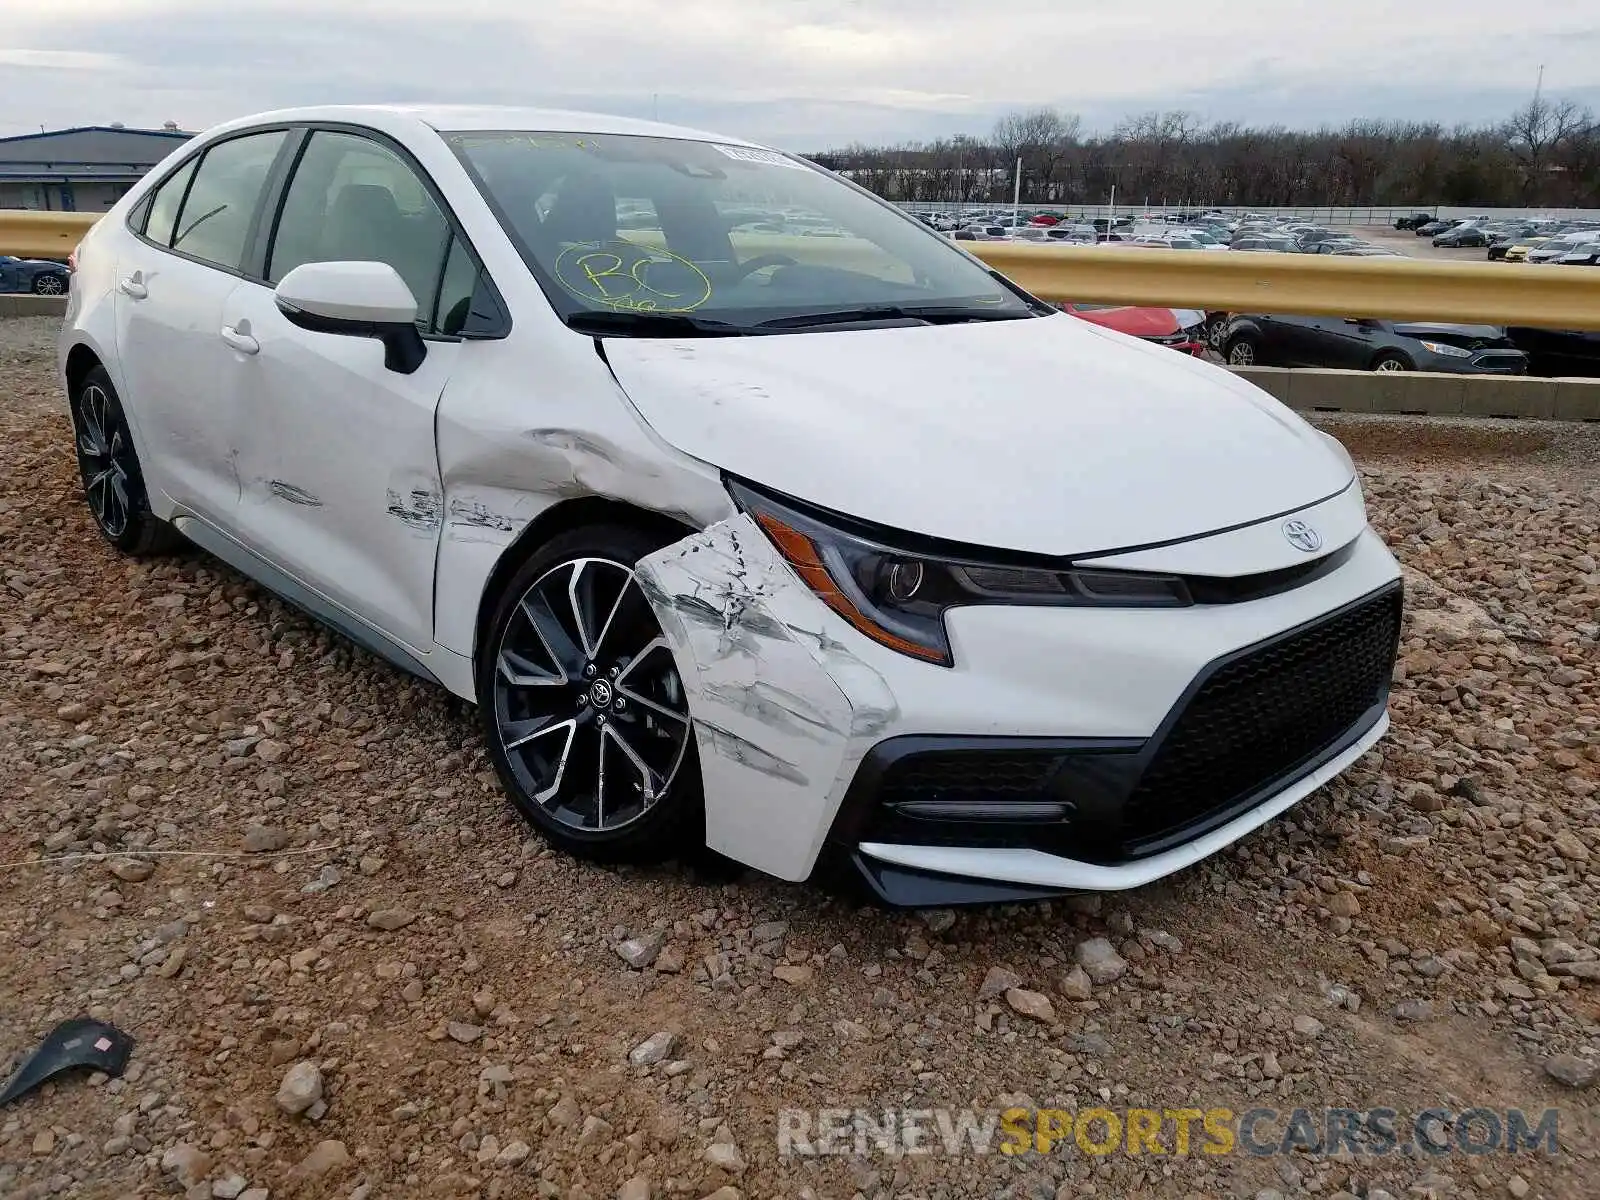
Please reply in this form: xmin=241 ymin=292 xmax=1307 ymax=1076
xmin=729 ymin=480 xmax=1190 ymax=667
xmin=1418 ymin=341 xmax=1472 ymax=358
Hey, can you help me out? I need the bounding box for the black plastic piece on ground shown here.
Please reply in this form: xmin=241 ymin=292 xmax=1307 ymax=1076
xmin=0 ymin=1018 xmax=135 ymax=1107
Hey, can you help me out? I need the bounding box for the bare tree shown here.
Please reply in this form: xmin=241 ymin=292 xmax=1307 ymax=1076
xmin=1503 ymin=97 xmax=1589 ymax=200
xmin=804 ymin=95 xmax=1599 ymax=209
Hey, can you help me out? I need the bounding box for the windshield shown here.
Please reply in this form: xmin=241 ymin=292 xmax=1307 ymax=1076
xmin=445 ymin=130 xmax=1034 ymax=333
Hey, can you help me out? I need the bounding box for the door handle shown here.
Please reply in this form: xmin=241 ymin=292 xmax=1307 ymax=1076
xmin=220 ymin=324 xmax=259 ymax=355
xmin=117 ymin=272 xmax=147 ymax=300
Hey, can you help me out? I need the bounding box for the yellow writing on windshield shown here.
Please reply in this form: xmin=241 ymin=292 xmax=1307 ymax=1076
xmin=553 ymin=241 xmax=713 ymax=313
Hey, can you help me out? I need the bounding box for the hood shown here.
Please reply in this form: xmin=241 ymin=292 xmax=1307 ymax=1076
xmin=1392 ymin=321 xmax=1508 ymax=347
xmin=603 ymin=315 xmax=1353 ymax=557
xmin=1066 ymin=305 xmax=1180 ymax=338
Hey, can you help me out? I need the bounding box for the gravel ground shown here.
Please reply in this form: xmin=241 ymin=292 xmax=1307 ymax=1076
xmin=2 ymin=314 xmax=1597 ymax=1200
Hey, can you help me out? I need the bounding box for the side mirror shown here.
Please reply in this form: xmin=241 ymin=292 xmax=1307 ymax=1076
xmin=274 ymin=261 xmax=427 ymax=374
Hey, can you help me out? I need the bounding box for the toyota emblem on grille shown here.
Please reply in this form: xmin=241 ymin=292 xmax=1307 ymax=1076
xmin=1282 ymin=519 xmax=1323 ymax=553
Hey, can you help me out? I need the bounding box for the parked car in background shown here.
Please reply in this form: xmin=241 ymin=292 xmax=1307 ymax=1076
xmin=1232 ymin=235 xmax=1301 ymax=253
xmin=1528 ymin=234 xmax=1599 ymax=264
xmin=60 ymin=103 xmax=1402 ymax=906
xmin=1557 ymin=241 xmax=1600 ymax=266
xmin=1058 ymin=302 xmax=1208 ymax=355
xmin=1507 ymin=327 xmax=1600 ymax=376
xmin=1394 ymin=212 xmax=1435 ymax=230
xmin=1502 ymin=237 xmax=1548 ymax=263
xmin=1432 ymin=224 xmax=1494 ymax=248
xmin=1486 ymin=227 xmax=1538 ymax=260
xmin=1415 ymin=219 xmax=1462 ymax=237
xmin=1303 ymin=240 xmax=1376 ymax=255
xmin=1044 ymin=225 xmax=1098 ymax=244
xmin=1223 ymin=315 xmax=1528 ymax=374
xmin=0 ymin=254 xmax=71 ymax=295
xmin=1298 ymin=232 xmax=1361 ymax=251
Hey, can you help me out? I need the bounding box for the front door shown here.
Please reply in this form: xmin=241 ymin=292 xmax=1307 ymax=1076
xmin=221 ymin=128 xmax=483 ymax=655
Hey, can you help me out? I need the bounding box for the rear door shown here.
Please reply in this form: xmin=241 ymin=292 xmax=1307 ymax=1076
xmin=219 ymin=127 xmax=503 ymax=655
xmin=1305 ymin=318 xmax=1381 ymax=368
xmin=1258 ymin=315 xmax=1325 ymax=365
xmin=112 ymin=129 xmax=290 ymax=523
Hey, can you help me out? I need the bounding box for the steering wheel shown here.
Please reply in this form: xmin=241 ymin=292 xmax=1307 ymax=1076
xmin=726 ymin=253 xmax=798 ymax=284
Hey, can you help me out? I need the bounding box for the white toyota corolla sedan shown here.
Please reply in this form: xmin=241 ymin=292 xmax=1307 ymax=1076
xmin=60 ymin=105 xmax=1403 ymax=906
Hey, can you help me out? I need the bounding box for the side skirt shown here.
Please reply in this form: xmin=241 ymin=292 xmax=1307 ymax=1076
xmin=173 ymin=515 xmax=447 ymax=689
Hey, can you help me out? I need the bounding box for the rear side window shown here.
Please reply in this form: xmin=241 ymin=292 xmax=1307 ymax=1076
xmin=267 ymin=130 xmax=451 ymax=325
xmin=142 ymin=157 xmax=199 ymax=246
xmin=172 ymin=131 xmax=287 ymax=270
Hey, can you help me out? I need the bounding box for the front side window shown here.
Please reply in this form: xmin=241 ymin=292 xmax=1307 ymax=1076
xmin=268 ymin=130 xmax=453 ymax=328
xmin=142 ymin=157 xmax=199 ymax=247
xmin=171 ymin=131 xmax=287 ymax=269
xmin=446 ymin=131 xmax=1034 ymax=333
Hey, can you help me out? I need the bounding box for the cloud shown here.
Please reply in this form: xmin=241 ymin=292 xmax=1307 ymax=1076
xmin=0 ymin=49 xmax=125 ymax=71
xmin=1 ymin=0 xmax=1594 ymax=147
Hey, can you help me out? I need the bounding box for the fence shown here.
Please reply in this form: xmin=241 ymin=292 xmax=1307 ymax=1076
xmin=900 ymin=203 xmax=1600 ymax=227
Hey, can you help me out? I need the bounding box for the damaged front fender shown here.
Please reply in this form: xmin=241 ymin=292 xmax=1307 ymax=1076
xmin=636 ymin=515 xmax=898 ymax=881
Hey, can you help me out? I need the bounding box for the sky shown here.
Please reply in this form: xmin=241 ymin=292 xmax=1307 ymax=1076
xmin=2 ymin=0 xmax=1597 ymax=150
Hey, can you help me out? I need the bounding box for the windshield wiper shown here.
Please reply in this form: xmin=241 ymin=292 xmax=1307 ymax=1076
xmin=564 ymin=310 xmax=748 ymax=337
xmin=754 ymin=304 xmax=1031 ymax=330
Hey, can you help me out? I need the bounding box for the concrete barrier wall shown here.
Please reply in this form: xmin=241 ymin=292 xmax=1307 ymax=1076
xmin=1232 ymin=366 xmax=1600 ymax=421
xmin=0 ymin=294 xmax=67 ymax=318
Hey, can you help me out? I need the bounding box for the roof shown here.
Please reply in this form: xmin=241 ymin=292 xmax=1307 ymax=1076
xmin=0 ymin=125 xmax=194 ymax=182
xmin=202 ymin=104 xmax=760 ymax=148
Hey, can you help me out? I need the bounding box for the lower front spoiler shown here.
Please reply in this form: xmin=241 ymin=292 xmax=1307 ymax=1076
xmin=836 ymin=713 xmax=1388 ymax=908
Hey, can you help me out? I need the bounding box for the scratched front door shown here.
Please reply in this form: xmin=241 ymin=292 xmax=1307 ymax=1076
xmin=220 ymin=275 xmax=458 ymax=657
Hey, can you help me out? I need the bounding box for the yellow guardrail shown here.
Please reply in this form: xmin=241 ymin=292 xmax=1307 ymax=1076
xmin=0 ymin=210 xmax=98 ymax=260
xmin=3 ymin=211 xmax=1597 ymax=331
xmin=971 ymin=243 xmax=1600 ymax=331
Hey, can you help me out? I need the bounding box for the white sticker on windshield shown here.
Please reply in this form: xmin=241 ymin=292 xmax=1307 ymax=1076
xmin=711 ymin=144 xmax=808 ymax=170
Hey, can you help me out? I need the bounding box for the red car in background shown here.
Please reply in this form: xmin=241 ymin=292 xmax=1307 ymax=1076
xmin=1059 ymin=302 xmax=1208 ymax=356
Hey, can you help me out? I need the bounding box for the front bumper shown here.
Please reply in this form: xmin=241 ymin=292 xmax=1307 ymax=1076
xmin=1418 ymin=351 xmax=1528 ymax=375
xmin=636 ymin=488 xmax=1401 ymax=900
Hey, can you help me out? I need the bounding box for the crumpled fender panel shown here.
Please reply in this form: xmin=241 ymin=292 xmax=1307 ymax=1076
xmin=636 ymin=515 xmax=898 ymax=881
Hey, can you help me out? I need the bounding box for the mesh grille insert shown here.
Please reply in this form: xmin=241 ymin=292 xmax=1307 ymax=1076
xmin=1124 ymin=586 xmax=1400 ymax=846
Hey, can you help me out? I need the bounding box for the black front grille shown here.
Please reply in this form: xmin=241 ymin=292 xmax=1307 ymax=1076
xmin=1471 ymin=351 xmax=1527 ymax=373
xmin=1123 ymin=585 xmax=1401 ymax=848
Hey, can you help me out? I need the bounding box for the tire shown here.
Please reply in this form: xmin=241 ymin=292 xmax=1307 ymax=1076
xmin=1225 ymin=334 xmax=1260 ymax=367
xmin=69 ymin=366 xmax=184 ymax=556
xmin=1371 ymin=353 xmax=1412 ymax=373
xmin=33 ymin=273 xmax=66 ymax=296
xmin=1206 ymin=314 xmax=1230 ymax=351
xmin=476 ymin=523 xmax=703 ymax=864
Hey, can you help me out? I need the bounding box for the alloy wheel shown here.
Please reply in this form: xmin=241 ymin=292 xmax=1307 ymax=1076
xmin=72 ymin=382 xmax=133 ymax=538
xmin=34 ymin=274 xmax=65 ymax=296
xmin=490 ymin=557 xmax=693 ymax=834
xmin=1373 ymin=357 xmax=1408 ymax=373
xmin=1227 ymin=340 xmax=1256 ymax=367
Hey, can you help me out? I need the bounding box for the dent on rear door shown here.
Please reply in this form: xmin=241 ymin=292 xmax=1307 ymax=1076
xmin=635 ymin=516 xmax=899 ymax=882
